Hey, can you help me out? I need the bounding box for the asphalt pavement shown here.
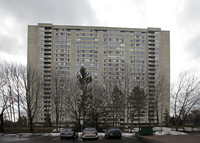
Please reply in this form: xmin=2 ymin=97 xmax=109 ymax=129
xmin=0 ymin=134 xmax=163 ymax=143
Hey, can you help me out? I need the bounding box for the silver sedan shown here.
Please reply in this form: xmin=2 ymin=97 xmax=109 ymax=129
xmin=82 ymin=128 xmax=98 ymax=140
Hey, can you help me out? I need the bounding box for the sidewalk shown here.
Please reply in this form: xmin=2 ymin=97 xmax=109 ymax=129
xmin=141 ymin=134 xmax=200 ymax=143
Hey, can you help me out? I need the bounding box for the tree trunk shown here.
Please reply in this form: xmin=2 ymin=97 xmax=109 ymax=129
xmin=0 ymin=113 xmax=4 ymax=133
xmin=56 ymin=114 xmax=59 ymax=131
xmin=138 ymin=114 xmax=141 ymax=131
xmin=175 ymin=116 xmax=180 ymax=131
xmin=29 ymin=117 xmax=33 ymax=133
xmin=156 ymin=109 xmax=159 ymax=126
xmin=17 ymin=93 xmax=21 ymax=131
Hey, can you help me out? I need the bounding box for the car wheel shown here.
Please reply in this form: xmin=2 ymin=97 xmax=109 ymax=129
xmin=60 ymin=137 xmax=63 ymax=140
xmin=119 ymin=136 xmax=122 ymax=139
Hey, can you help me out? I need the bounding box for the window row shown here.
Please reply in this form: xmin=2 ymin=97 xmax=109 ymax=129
xmin=103 ymin=76 xmax=124 ymax=80
xmin=130 ymin=68 xmax=145 ymax=72
xmin=103 ymin=72 xmax=124 ymax=76
xmin=55 ymin=45 xmax=70 ymax=49
xmin=77 ymin=50 xmax=98 ymax=54
xmin=76 ymin=41 xmax=98 ymax=45
xmin=76 ymin=46 xmax=98 ymax=50
xmin=55 ymin=54 xmax=71 ymax=57
xmin=55 ymin=62 xmax=71 ymax=66
xmin=55 ymin=37 xmax=71 ymax=40
xmin=130 ymin=73 xmax=145 ymax=76
xmin=104 ymin=51 xmax=124 ymax=54
xmin=103 ymin=34 xmax=124 ymax=38
xmin=104 ymin=63 xmax=124 ymax=67
xmin=56 ymin=71 xmax=71 ymax=74
xmin=55 ymin=49 xmax=71 ymax=53
xmin=104 ymin=68 xmax=124 ymax=71
xmin=77 ymin=59 xmax=98 ymax=62
xmin=76 ymin=67 xmax=98 ymax=71
xmin=130 ymin=52 xmax=145 ymax=55
xmin=77 ymin=54 xmax=98 ymax=58
xmin=55 ymin=33 xmax=71 ymax=36
xmin=55 ymin=58 xmax=70 ymax=62
xmin=76 ymin=63 xmax=98 ymax=66
xmin=130 ymin=48 xmax=145 ymax=51
xmin=130 ymin=39 xmax=145 ymax=43
xmin=55 ymin=66 xmax=71 ymax=70
xmin=130 ymin=44 xmax=145 ymax=47
xmin=130 ymin=60 xmax=145 ymax=64
xmin=77 ymin=33 xmax=98 ymax=37
xmin=76 ymin=29 xmax=97 ymax=32
xmin=130 ymin=77 xmax=145 ymax=80
xmin=130 ymin=56 xmax=145 ymax=59
xmin=54 ymin=28 xmax=71 ymax=32
xmin=55 ymin=41 xmax=71 ymax=45
xmin=76 ymin=37 xmax=98 ymax=41
xmin=105 ymin=55 xmax=125 ymax=58
xmin=130 ymin=35 xmax=145 ymax=39
xmin=130 ymin=64 xmax=145 ymax=68
xmin=103 ymin=47 xmax=124 ymax=50
xmin=104 ymin=38 xmax=124 ymax=42
xmin=103 ymin=59 xmax=124 ymax=63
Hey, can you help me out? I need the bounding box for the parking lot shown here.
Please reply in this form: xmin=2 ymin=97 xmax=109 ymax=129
xmin=0 ymin=134 xmax=162 ymax=143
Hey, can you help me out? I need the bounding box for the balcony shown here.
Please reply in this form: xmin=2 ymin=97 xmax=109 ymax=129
xmin=44 ymin=55 xmax=51 ymax=58
xmin=44 ymin=36 xmax=51 ymax=39
xmin=44 ymin=66 xmax=51 ymax=69
xmin=44 ymin=32 xmax=51 ymax=35
xmin=44 ymin=44 xmax=51 ymax=47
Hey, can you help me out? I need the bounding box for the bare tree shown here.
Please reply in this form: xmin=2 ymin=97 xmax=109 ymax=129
xmin=20 ymin=65 xmax=40 ymax=132
xmin=0 ymin=62 xmax=12 ymax=133
xmin=101 ymin=71 xmax=126 ymax=128
xmin=154 ymin=71 xmax=170 ymax=130
xmin=11 ymin=64 xmax=26 ymax=130
xmin=67 ymin=78 xmax=81 ymax=130
xmin=171 ymin=71 xmax=200 ymax=131
xmin=186 ymin=108 xmax=200 ymax=131
xmin=110 ymin=85 xmax=124 ymax=127
xmin=51 ymin=71 xmax=68 ymax=130
xmin=88 ymin=83 xmax=108 ymax=130
xmin=0 ymin=87 xmax=11 ymax=133
xmin=123 ymin=64 xmax=131 ymax=130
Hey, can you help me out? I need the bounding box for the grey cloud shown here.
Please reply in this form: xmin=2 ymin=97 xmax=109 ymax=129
xmin=186 ymin=34 xmax=200 ymax=59
xmin=177 ymin=0 xmax=200 ymax=58
xmin=178 ymin=0 xmax=200 ymax=24
xmin=0 ymin=0 xmax=98 ymax=56
xmin=0 ymin=0 xmax=98 ymax=25
xmin=0 ymin=34 xmax=19 ymax=54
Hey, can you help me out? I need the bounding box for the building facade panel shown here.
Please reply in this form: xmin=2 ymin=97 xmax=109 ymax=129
xmin=28 ymin=23 xmax=170 ymax=125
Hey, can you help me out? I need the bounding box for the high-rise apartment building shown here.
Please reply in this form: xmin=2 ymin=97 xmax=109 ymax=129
xmin=28 ymin=23 xmax=170 ymax=126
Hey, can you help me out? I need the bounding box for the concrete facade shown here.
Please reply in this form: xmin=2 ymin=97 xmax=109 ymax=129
xmin=28 ymin=23 xmax=170 ymax=125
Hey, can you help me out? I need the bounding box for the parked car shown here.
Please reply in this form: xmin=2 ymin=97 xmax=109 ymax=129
xmin=105 ymin=127 xmax=122 ymax=139
xmin=82 ymin=127 xmax=98 ymax=140
xmin=60 ymin=128 xmax=78 ymax=140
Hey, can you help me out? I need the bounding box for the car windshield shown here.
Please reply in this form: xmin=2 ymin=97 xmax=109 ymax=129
xmin=84 ymin=128 xmax=96 ymax=131
xmin=110 ymin=128 xmax=120 ymax=131
xmin=63 ymin=128 xmax=73 ymax=132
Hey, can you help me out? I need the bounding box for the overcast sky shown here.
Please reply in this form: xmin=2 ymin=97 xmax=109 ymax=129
xmin=0 ymin=0 xmax=200 ymax=82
